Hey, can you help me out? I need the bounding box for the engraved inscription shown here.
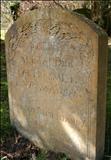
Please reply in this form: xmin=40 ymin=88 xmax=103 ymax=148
xmin=15 ymin=21 xmax=94 ymax=98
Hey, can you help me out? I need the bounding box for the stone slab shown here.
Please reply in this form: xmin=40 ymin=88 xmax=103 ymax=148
xmin=5 ymin=6 xmax=108 ymax=160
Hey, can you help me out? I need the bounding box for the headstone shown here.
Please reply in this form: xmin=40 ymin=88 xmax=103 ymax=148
xmin=5 ymin=5 xmax=108 ymax=160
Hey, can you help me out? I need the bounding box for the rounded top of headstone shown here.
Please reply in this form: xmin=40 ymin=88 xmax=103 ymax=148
xmin=6 ymin=4 xmax=107 ymax=40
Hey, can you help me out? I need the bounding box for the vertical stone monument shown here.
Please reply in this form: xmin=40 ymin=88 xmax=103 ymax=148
xmin=5 ymin=5 xmax=108 ymax=160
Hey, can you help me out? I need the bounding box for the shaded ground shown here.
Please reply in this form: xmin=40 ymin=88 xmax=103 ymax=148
xmin=0 ymin=40 xmax=111 ymax=160
xmin=1 ymin=133 xmax=69 ymax=160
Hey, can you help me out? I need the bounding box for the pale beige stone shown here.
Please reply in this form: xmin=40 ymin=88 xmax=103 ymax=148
xmin=5 ymin=6 xmax=108 ymax=160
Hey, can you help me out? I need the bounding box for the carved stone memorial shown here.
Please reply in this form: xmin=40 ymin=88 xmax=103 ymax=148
xmin=5 ymin=5 xmax=108 ymax=160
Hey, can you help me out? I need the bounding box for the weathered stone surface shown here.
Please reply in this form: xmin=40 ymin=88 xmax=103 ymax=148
xmin=5 ymin=6 xmax=108 ymax=160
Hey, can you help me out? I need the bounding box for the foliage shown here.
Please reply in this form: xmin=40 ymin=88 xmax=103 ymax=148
xmin=1 ymin=1 xmax=20 ymax=39
xmin=56 ymin=153 xmax=70 ymax=160
xmin=74 ymin=8 xmax=91 ymax=19
xmin=10 ymin=2 xmax=20 ymax=21
xmin=0 ymin=48 xmax=14 ymax=141
xmin=36 ymin=150 xmax=47 ymax=160
xmin=91 ymin=0 xmax=111 ymax=35
xmin=74 ymin=0 xmax=111 ymax=36
xmin=1 ymin=1 xmax=20 ymax=23
xmin=1 ymin=1 xmax=12 ymax=39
